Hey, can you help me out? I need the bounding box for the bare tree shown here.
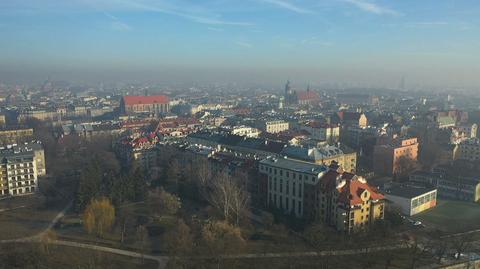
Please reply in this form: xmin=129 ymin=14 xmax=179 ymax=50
xmin=193 ymin=157 xmax=212 ymax=198
xmin=167 ymin=158 xmax=181 ymax=191
xmin=206 ymin=172 xmax=249 ymax=226
xmin=451 ymin=234 xmax=472 ymax=260
xmin=434 ymin=240 xmax=448 ymax=264
xmin=136 ymin=225 xmax=149 ymax=264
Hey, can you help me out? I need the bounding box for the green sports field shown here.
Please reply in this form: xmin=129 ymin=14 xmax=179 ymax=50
xmin=414 ymin=199 xmax=480 ymax=233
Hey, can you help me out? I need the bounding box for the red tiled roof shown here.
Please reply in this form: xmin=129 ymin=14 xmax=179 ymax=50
xmin=296 ymin=91 xmax=319 ymax=101
xmin=321 ymin=170 xmax=384 ymax=206
xmin=123 ymin=95 xmax=169 ymax=106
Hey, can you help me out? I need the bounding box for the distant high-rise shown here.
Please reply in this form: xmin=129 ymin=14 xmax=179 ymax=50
xmin=284 ymin=80 xmax=292 ymax=105
xmin=399 ymin=76 xmax=406 ymax=90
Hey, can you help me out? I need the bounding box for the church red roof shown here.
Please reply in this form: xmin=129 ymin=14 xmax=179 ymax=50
xmin=123 ymin=95 xmax=169 ymax=106
xmin=296 ymin=90 xmax=319 ymax=101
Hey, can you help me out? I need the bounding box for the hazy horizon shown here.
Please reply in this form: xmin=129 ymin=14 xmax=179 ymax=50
xmin=1 ymin=0 xmax=479 ymax=88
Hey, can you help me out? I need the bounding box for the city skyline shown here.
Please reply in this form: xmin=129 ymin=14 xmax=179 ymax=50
xmin=1 ymin=0 xmax=480 ymax=88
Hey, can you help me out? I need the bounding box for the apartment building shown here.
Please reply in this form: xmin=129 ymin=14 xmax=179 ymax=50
xmin=116 ymin=132 xmax=161 ymax=171
xmin=0 ymin=127 xmax=34 ymax=145
xmin=0 ymin=143 xmax=44 ymax=197
xmin=373 ymin=137 xmax=419 ymax=176
xmin=281 ymin=144 xmax=357 ymax=172
xmin=336 ymin=111 xmax=369 ymax=128
xmin=299 ymin=121 xmax=340 ymax=143
xmin=258 ymin=120 xmax=290 ymax=134
xmin=410 ymin=169 xmax=480 ymax=202
xmin=220 ymin=126 xmax=261 ymax=138
xmin=259 ymin=157 xmax=384 ymax=232
xmin=0 ymin=113 xmax=5 ymax=126
xmin=453 ymin=138 xmax=480 ymax=162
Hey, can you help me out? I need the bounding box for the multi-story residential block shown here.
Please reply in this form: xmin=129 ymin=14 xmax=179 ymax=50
xmin=120 ymin=95 xmax=170 ymax=115
xmin=451 ymin=124 xmax=478 ymax=144
xmin=0 ymin=113 xmax=6 ymax=126
xmin=259 ymin=157 xmax=384 ymax=232
xmin=258 ymin=120 xmax=289 ymax=134
xmin=0 ymin=142 xmax=45 ymax=197
xmin=116 ymin=132 xmax=161 ymax=171
xmin=18 ymin=109 xmax=59 ymax=122
xmin=373 ymin=137 xmax=419 ymax=176
xmin=187 ymin=132 xmax=286 ymax=159
xmin=61 ymin=122 xmax=123 ymax=140
xmin=0 ymin=127 xmax=34 ymax=145
xmin=410 ymin=169 xmax=480 ymax=202
xmin=336 ymin=111 xmax=369 ymax=128
xmin=156 ymin=117 xmax=201 ymax=137
xmin=453 ymin=138 xmax=480 ymax=162
xmin=299 ymin=121 xmax=340 ymax=144
xmin=281 ymin=144 xmax=357 ymax=172
xmin=383 ymin=184 xmax=437 ymax=216
xmin=220 ymin=125 xmax=261 ymax=138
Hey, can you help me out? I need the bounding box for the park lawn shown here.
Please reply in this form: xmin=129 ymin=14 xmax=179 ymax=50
xmin=0 ymin=194 xmax=67 ymax=240
xmin=0 ymin=243 xmax=157 ymax=269
xmin=414 ymin=199 xmax=480 ymax=233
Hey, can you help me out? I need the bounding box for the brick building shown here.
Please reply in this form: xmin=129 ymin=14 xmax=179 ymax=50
xmin=120 ymin=95 xmax=170 ymax=115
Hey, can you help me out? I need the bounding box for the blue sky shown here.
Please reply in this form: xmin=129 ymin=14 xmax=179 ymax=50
xmin=1 ymin=0 xmax=480 ymax=87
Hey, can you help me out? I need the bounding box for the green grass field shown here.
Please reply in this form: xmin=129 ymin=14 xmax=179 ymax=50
xmin=0 ymin=194 xmax=66 ymax=240
xmin=414 ymin=200 xmax=480 ymax=233
xmin=0 ymin=243 xmax=157 ymax=269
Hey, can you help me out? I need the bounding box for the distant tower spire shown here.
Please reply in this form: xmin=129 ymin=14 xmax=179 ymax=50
xmin=307 ymin=83 xmax=310 ymax=92
xmin=400 ymin=76 xmax=406 ymax=90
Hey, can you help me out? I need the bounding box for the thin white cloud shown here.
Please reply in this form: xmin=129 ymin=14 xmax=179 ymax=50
xmin=301 ymin=37 xmax=333 ymax=47
xmin=103 ymin=12 xmax=132 ymax=32
xmin=207 ymin=27 xmax=224 ymax=32
xmin=111 ymin=21 xmax=132 ymax=31
xmin=103 ymin=12 xmax=132 ymax=31
xmin=260 ymin=0 xmax=313 ymax=14
xmin=235 ymin=41 xmax=253 ymax=48
xmin=343 ymin=0 xmax=401 ymax=16
xmin=114 ymin=0 xmax=253 ymax=26
xmin=407 ymin=22 xmax=449 ymax=27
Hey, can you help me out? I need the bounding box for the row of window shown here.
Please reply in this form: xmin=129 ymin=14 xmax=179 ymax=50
xmin=261 ymin=165 xmax=316 ymax=182
xmin=269 ymin=193 xmax=302 ymax=216
xmin=10 ymin=186 xmax=35 ymax=195
xmin=411 ymin=192 xmax=436 ymax=208
xmin=268 ymin=177 xmax=303 ymax=198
